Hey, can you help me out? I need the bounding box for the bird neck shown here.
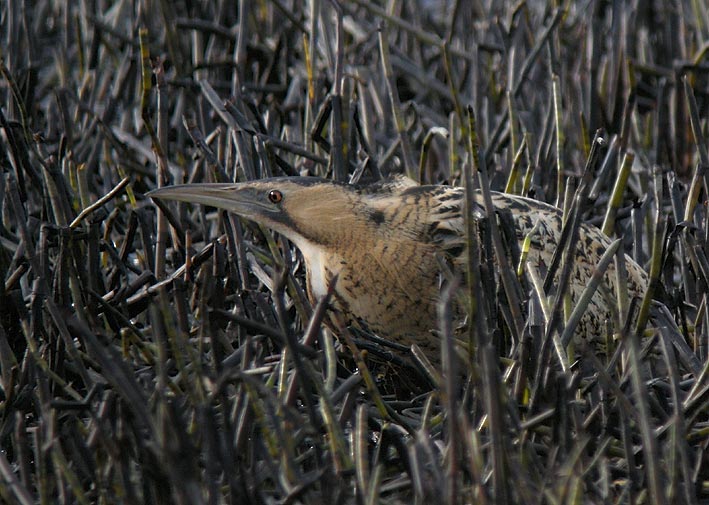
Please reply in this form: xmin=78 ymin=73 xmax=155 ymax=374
xmin=292 ymin=193 xmax=444 ymax=341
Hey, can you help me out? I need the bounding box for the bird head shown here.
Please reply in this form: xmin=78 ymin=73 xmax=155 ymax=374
xmin=148 ymin=177 xmax=393 ymax=249
xmin=149 ymin=175 xmax=454 ymax=253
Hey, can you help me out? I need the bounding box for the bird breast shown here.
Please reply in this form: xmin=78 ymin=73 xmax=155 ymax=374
xmin=296 ymin=228 xmax=444 ymax=354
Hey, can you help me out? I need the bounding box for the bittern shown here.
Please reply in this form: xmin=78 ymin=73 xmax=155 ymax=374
xmin=149 ymin=176 xmax=648 ymax=356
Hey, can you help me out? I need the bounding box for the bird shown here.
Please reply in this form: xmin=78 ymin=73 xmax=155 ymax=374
xmin=149 ymin=175 xmax=648 ymax=358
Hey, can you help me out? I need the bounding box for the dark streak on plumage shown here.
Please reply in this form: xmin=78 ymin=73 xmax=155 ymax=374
xmin=370 ymin=209 xmax=386 ymax=225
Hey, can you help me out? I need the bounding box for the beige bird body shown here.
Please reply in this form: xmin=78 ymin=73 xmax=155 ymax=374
xmin=149 ymin=176 xmax=648 ymax=355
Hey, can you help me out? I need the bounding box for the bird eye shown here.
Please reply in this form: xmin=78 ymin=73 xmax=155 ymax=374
xmin=268 ymin=190 xmax=283 ymax=204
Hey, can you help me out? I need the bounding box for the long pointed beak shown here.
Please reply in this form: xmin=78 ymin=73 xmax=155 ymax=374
xmin=148 ymin=183 xmax=274 ymax=220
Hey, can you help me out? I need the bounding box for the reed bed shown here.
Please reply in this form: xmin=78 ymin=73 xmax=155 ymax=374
xmin=1 ymin=1 xmax=708 ymax=503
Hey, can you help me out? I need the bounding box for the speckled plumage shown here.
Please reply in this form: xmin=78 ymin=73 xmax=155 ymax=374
xmin=425 ymin=185 xmax=648 ymax=344
xmin=150 ymin=176 xmax=648 ymax=357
